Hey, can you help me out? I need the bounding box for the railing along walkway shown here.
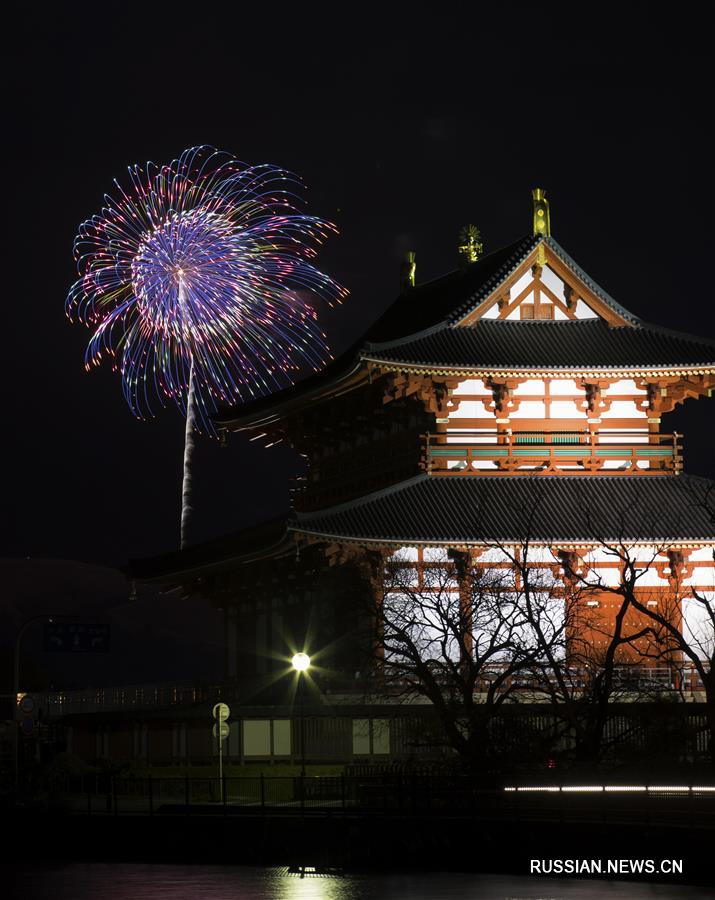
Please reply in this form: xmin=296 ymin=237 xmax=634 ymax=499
xmin=425 ymin=430 xmax=683 ymax=475
xmin=51 ymin=775 xmax=715 ymax=828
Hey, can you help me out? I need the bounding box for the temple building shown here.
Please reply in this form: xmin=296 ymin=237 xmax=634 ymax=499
xmin=130 ymin=190 xmax=715 ymax=766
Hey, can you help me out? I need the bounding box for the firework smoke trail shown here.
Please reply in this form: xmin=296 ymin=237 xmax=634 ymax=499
xmin=67 ymin=146 xmax=347 ymax=546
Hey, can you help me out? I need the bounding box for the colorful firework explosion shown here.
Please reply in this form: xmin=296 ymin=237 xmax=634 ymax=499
xmin=66 ymin=146 xmax=347 ymax=434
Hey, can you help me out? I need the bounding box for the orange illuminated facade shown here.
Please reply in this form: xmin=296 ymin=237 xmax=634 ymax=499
xmin=136 ymin=191 xmax=715 ymax=694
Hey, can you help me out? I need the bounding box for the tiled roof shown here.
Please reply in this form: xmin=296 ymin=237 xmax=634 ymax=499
xmin=539 ymin=237 xmax=639 ymax=325
xmin=363 ymin=319 xmax=715 ymax=372
xmin=292 ymin=474 xmax=715 ymax=544
xmin=215 ymin=233 xmax=710 ymax=426
xmin=367 ymin=234 xmax=539 ymax=341
xmin=215 ymin=236 xmax=541 ymax=427
xmin=446 ymin=235 xmax=640 ymax=326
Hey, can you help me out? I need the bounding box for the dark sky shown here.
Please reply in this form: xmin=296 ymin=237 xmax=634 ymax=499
xmin=5 ymin=5 xmax=714 ymax=568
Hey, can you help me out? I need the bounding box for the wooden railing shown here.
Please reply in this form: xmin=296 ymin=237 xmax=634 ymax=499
xmin=424 ymin=431 xmax=683 ymax=476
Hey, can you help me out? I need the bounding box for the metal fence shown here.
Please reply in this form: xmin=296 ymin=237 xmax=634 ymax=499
xmin=51 ymin=774 xmax=715 ymax=828
xmin=34 ymin=664 xmax=708 ymax=718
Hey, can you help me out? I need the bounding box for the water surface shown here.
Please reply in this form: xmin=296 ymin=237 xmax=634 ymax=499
xmin=8 ymin=864 xmax=712 ymax=899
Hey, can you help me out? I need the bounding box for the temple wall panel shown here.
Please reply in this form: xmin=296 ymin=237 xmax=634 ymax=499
xmin=600 ymin=401 xmax=646 ymax=419
xmin=685 ymin=547 xmax=715 ymax=562
xmin=510 ymin=269 xmax=533 ymax=298
xmin=448 ymin=401 xmax=484 ymax=418
xmin=475 ymin=546 xmax=518 ymax=564
xmin=423 ymin=546 xmax=450 ymax=563
xmin=549 ymin=379 xmax=581 ymax=395
xmin=512 ymin=379 xmax=545 ymax=396
xmin=630 ymin=569 xmax=671 ymax=587
xmin=587 ymin=567 xmax=623 ymax=587
xmin=574 ymin=299 xmax=598 ymax=318
xmin=509 ymin=400 xmax=546 ymax=418
xmin=604 ymin=379 xmax=647 ymax=396
xmin=520 ymin=546 xmax=561 ymax=565
xmin=396 ymin=546 xmax=419 ymax=561
xmin=682 ymin=565 xmax=715 ymax=587
xmin=452 ymin=379 xmax=485 ymax=395
xmin=683 ymin=593 xmax=715 ymax=656
xmin=584 ymin=547 xmax=659 ymax=564
xmin=549 ymin=399 xmax=584 ymax=418
xmin=540 ymin=265 xmax=565 ymax=298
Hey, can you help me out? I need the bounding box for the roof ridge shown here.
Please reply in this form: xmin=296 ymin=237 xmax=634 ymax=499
xmin=544 ymin=237 xmax=642 ymax=325
xmin=409 ymin=234 xmax=534 ymax=293
xmin=364 ymin=318 xmax=449 ymax=351
xmin=626 ymin=317 xmax=715 ymax=348
xmin=447 ymin=234 xmax=539 ymax=323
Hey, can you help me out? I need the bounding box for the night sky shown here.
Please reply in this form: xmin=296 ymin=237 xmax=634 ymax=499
xmin=6 ymin=5 xmax=714 ymax=569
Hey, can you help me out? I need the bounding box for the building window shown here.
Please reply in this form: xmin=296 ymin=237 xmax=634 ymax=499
xmin=242 ymin=719 xmax=292 ymax=757
xmin=352 ymin=718 xmax=391 ymax=755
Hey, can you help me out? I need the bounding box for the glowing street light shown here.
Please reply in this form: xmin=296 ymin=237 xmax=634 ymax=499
xmin=291 ymin=652 xmax=311 ymax=777
xmin=291 ymin=652 xmax=311 ymax=672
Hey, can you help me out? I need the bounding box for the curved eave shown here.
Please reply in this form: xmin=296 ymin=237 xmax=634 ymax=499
xmin=362 ymin=358 xmax=715 ymax=379
xmin=289 ymin=473 xmax=715 ymax=548
xmin=217 ymin=357 xmax=367 ymax=432
xmin=290 ymin=527 xmax=715 ymax=551
xmin=130 ymin=523 xmax=295 ymax=583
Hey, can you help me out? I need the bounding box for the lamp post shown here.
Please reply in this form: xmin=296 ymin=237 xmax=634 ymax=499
xmin=291 ymin=652 xmax=310 ymax=778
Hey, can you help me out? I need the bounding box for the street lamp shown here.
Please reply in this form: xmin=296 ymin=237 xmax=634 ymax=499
xmin=291 ymin=653 xmax=311 ymax=777
xmin=291 ymin=652 xmax=310 ymax=673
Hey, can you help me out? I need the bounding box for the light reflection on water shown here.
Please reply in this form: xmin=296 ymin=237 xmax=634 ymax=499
xmin=9 ymin=864 xmax=712 ymax=900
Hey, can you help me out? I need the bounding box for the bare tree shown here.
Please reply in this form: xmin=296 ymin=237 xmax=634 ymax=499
xmin=360 ymin=546 xmax=568 ymax=771
xmin=352 ymin=484 xmax=714 ymax=772
xmin=515 ymin=543 xmax=669 ymax=769
xmin=582 ymin=542 xmax=715 ymax=766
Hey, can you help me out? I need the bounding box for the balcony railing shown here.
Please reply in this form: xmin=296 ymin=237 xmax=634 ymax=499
xmin=424 ymin=430 xmax=683 ymax=476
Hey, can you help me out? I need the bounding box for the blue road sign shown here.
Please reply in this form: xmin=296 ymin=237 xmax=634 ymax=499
xmin=44 ymin=623 xmax=111 ymax=652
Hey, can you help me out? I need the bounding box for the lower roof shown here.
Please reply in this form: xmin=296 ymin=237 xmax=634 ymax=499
xmin=292 ymin=474 xmax=715 ymax=545
xmin=131 ymin=475 xmax=715 ymax=582
xmin=129 ymin=515 xmax=291 ymax=581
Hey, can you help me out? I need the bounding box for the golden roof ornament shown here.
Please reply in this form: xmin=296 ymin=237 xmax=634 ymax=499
xmin=400 ymin=250 xmax=416 ymax=292
xmin=532 ymin=188 xmax=551 ymax=237
xmin=458 ymin=224 xmax=483 ymax=265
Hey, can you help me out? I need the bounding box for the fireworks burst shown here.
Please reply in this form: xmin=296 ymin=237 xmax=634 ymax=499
xmin=66 ymin=145 xmax=347 ymax=435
